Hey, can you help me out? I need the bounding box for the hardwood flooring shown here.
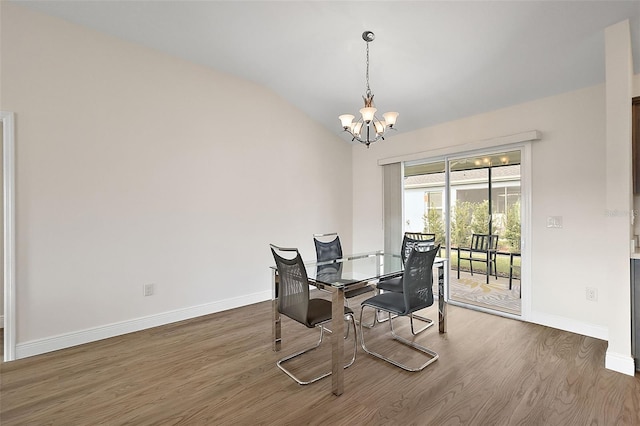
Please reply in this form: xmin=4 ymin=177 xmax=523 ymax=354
xmin=1 ymin=301 xmax=639 ymax=425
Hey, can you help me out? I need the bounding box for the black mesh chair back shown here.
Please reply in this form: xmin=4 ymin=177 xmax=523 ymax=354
xmin=401 ymin=232 xmax=436 ymax=264
xmin=404 ymin=232 xmax=436 ymax=241
xmin=313 ymin=233 xmax=343 ymax=262
xmin=270 ymin=246 xmax=310 ymax=326
xmin=313 ymin=232 xmax=344 ymax=285
xmin=402 ymin=244 xmax=440 ymax=314
xmin=315 ymin=260 xmax=344 ymax=284
xmin=313 ymin=232 xmax=376 ymax=304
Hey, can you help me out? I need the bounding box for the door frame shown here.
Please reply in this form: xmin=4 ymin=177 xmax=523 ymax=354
xmin=2 ymin=111 xmax=16 ymax=361
xmin=403 ymin=141 xmax=532 ymax=321
xmin=445 ymin=144 xmax=531 ymax=319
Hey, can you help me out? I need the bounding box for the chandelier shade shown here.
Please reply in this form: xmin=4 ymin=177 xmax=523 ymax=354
xmin=339 ymin=31 xmax=398 ymax=147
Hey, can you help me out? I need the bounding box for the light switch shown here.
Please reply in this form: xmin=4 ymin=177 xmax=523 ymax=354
xmin=547 ymin=216 xmax=563 ymax=228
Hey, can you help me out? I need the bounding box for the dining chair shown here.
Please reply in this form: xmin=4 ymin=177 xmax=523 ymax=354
xmin=359 ymin=244 xmax=440 ymax=372
xmin=270 ymin=244 xmax=357 ymax=385
xmin=313 ymin=233 xmax=376 ymax=304
xmin=376 ymin=232 xmax=436 ymax=334
xmin=401 ymin=232 xmax=436 ymax=262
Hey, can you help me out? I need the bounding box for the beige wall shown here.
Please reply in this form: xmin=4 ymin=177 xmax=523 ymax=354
xmin=1 ymin=3 xmax=353 ymax=351
xmin=352 ymin=83 xmax=615 ymax=337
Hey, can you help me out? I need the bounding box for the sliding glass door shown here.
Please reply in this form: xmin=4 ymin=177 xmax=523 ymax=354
xmin=449 ymin=152 xmax=521 ymax=315
xmin=404 ymin=150 xmax=522 ymax=316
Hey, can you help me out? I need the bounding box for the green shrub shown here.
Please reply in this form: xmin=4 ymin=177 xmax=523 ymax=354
xmin=451 ymin=200 xmax=473 ymax=248
xmin=504 ymin=201 xmax=521 ymax=251
xmin=423 ymin=208 xmax=446 ymax=246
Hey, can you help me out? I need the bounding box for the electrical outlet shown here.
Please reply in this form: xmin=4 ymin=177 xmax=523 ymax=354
xmin=586 ymin=287 xmax=597 ymax=301
xmin=143 ymin=283 xmax=154 ymax=297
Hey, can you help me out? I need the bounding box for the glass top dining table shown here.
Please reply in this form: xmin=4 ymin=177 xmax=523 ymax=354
xmin=270 ymin=250 xmax=448 ymax=396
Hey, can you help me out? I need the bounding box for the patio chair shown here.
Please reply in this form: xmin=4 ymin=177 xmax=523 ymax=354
xmin=457 ymin=233 xmax=499 ymax=284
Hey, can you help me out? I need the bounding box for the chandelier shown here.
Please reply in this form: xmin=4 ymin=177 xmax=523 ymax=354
xmin=339 ymin=31 xmax=398 ymax=148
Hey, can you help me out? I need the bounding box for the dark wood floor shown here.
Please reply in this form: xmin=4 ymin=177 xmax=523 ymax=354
xmin=1 ymin=300 xmax=639 ymax=425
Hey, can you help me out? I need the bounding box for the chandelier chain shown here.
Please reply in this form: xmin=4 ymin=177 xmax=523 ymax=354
xmin=365 ymin=41 xmax=371 ymax=98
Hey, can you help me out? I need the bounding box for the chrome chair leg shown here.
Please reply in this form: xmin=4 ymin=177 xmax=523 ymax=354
xmin=409 ymin=313 xmax=435 ymax=335
xmin=344 ymin=313 xmax=358 ymax=366
xmin=359 ymin=306 xmax=439 ymax=372
xmin=358 ymin=306 xmax=378 ymax=328
xmin=375 ymin=311 xmax=432 ymax=335
xmin=375 ymin=286 xmax=434 ymax=335
xmin=277 ymin=314 xmax=357 ymax=385
xmin=348 ymin=285 xmax=378 ymax=329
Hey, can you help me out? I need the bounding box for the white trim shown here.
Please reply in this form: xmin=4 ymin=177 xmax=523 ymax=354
xmin=1 ymin=112 xmax=16 ymax=362
xmin=530 ymin=284 xmax=634 ymax=376
xmin=605 ymin=351 xmax=636 ymax=376
xmin=448 ymin=299 xmax=522 ymax=321
xmin=529 ymin=310 xmax=609 ymax=340
xmin=520 ymin=142 xmax=533 ymax=321
xmin=378 ymin=130 xmax=542 ymax=166
xmin=15 ymin=291 xmax=270 ymax=359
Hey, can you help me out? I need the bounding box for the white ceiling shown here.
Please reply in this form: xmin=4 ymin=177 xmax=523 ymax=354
xmin=14 ymin=1 xmax=640 ymax=142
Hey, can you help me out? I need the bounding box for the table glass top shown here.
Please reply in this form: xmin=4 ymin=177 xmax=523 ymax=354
xmin=307 ymin=252 xmax=404 ymax=288
xmin=270 ymin=251 xmax=447 ymax=289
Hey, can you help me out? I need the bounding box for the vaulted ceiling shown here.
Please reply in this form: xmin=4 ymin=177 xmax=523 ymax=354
xmin=14 ymin=1 xmax=640 ymax=142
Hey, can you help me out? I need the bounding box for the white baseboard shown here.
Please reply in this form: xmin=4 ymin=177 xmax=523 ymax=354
xmin=15 ymin=291 xmax=271 ymax=360
xmin=0 ymin=314 xmax=4 ymax=327
xmin=605 ymin=351 xmax=636 ymax=376
xmin=529 ymin=310 xmax=609 ymax=340
xmin=529 ymin=311 xmax=638 ymax=376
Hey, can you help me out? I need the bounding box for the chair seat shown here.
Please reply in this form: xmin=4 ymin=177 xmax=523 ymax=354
xmin=361 ymin=292 xmax=407 ymax=315
xmin=377 ymin=276 xmax=402 ymax=293
xmin=306 ymin=298 xmax=354 ymax=327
